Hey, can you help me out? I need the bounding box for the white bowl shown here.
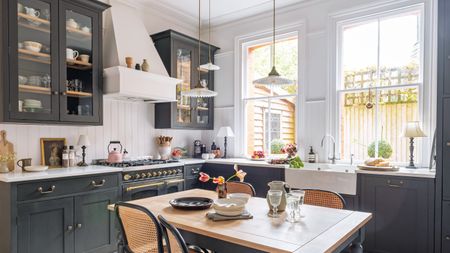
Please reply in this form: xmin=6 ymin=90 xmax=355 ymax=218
xmin=23 ymin=41 xmax=42 ymax=52
xmin=213 ymin=198 xmax=246 ymax=216
xmin=18 ymin=75 xmax=27 ymax=85
xmin=24 ymin=165 xmax=48 ymax=172
xmin=228 ymin=193 xmax=251 ymax=204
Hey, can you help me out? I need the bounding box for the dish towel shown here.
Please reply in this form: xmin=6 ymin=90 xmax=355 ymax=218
xmin=206 ymin=210 xmax=253 ymax=221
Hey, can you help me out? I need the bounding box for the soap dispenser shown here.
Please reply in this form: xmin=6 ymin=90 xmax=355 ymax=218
xmin=308 ymin=146 xmax=317 ymax=163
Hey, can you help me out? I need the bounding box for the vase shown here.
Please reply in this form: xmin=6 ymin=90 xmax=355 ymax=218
xmin=0 ymin=162 xmax=9 ymax=173
xmin=217 ymin=183 xmax=227 ymax=199
xmin=266 ymin=181 xmax=290 ymax=211
xmin=158 ymin=144 xmax=171 ymax=160
xmin=142 ymin=59 xmax=149 ymax=72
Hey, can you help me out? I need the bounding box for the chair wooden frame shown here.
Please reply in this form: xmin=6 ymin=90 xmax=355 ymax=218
xmin=115 ymin=202 xmax=165 ymax=253
xmin=226 ymin=181 xmax=256 ymax=196
xmin=292 ymin=188 xmax=346 ymax=209
xmin=158 ymin=215 xmax=206 ymax=253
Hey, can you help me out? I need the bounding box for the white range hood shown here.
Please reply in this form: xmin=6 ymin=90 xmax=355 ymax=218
xmin=103 ymin=0 xmax=181 ymax=102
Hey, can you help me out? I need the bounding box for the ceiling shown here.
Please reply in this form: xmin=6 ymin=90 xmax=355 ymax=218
xmin=136 ymin=0 xmax=305 ymax=26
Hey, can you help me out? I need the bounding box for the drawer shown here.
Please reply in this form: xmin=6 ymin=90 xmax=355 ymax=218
xmin=184 ymin=164 xmax=202 ymax=179
xmin=17 ymin=173 xmax=119 ymax=201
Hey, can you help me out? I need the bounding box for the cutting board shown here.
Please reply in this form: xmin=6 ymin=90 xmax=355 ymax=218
xmin=0 ymin=130 xmax=15 ymax=171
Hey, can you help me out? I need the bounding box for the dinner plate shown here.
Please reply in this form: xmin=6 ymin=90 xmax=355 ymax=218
xmin=169 ymin=197 xmax=214 ymax=210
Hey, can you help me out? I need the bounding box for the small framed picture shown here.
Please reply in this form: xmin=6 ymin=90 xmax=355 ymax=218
xmin=40 ymin=138 xmax=67 ymax=168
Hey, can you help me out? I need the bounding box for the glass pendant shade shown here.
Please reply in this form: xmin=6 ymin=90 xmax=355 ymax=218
xmin=199 ymin=62 xmax=220 ymax=71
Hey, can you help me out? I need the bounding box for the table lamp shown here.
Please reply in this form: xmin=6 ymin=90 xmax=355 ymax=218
xmin=402 ymin=121 xmax=427 ymax=168
xmin=77 ymin=135 xmax=91 ymax=166
xmin=217 ymin=126 xmax=234 ymax=158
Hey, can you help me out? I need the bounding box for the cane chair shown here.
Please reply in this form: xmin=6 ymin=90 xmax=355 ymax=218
xmin=301 ymin=189 xmax=346 ymax=209
xmin=226 ymin=181 xmax=256 ymax=196
xmin=158 ymin=215 xmax=207 ymax=253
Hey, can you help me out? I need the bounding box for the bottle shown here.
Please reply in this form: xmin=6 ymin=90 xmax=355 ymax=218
xmin=135 ymin=63 xmax=141 ymax=70
xmin=308 ymin=146 xmax=316 ymax=163
xmin=201 ymin=144 xmax=207 ymax=154
xmin=211 ymin=142 xmax=217 ymax=151
xmin=141 ymin=59 xmax=149 ymax=72
xmin=62 ymin=146 xmax=69 ymax=168
xmin=69 ymin=145 xmax=76 ymax=167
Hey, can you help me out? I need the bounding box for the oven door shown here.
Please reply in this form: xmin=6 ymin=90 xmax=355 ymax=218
xmin=122 ymin=180 xmax=165 ymax=201
xmin=165 ymin=178 xmax=185 ymax=194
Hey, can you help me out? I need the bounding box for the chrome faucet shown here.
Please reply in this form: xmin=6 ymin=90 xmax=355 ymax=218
xmin=321 ymin=135 xmax=338 ymax=164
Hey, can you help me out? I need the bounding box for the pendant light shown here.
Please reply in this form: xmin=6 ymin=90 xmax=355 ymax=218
xmin=182 ymin=0 xmax=218 ymax=98
xmin=253 ymin=0 xmax=294 ymax=86
xmin=199 ymin=0 xmax=220 ymax=71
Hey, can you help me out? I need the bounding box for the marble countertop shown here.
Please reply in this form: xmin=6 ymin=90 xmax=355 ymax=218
xmin=0 ymin=166 xmax=122 ymax=183
xmin=355 ymin=167 xmax=435 ymax=178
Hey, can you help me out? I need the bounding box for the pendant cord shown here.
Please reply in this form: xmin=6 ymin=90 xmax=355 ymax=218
xmin=272 ymin=0 xmax=275 ymax=68
xmin=198 ymin=0 xmax=201 ymax=79
xmin=208 ymin=0 xmax=212 ymax=63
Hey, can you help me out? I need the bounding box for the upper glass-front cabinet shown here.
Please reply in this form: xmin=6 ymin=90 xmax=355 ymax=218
xmin=3 ymin=0 xmax=108 ymax=124
xmin=152 ymin=30 xmax=219 ymax=130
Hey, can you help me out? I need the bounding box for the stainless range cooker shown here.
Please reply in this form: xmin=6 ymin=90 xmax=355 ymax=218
xmin=96 ymin=159 xmax=185 ymax=201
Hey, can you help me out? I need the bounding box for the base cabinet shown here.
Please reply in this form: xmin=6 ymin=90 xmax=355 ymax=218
xmin=359 ymin=174 xmax=434 ymax=253
xmin=18 ymin=197 xmax=74 ymax=253
xmin=442 ymin=201 xmax=450 ymax=252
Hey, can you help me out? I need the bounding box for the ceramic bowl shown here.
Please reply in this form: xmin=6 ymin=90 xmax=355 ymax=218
xmin=23 ymin=41 xmax=42 ymax=52
xmin=228 ymin=193 xmax=252 ymax=204
xmin=18 ymin=75 xmax=27 ymax=85
xmin=24 ymin=165 xmax=48 ymax=172
xmin=213 ymin=198 xmax=246 ymax=216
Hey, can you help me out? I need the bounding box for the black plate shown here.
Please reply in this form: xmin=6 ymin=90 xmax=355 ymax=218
xmin=169 ymin=197 xmax=214 ymax=210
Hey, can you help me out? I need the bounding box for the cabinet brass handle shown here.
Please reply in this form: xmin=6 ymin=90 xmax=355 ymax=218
xmin=91 ymin=179 xmax=106 ymax=188
xmin=126 ymin=182 xmax=165 ymax=192
xmin=37 ymin=185 xmax=55 ymax=194
xmin=67 ymin=225 xmax=73 ymax=231
xmin=387 ymin=180 xmax=403 ymax=188
xmin=52 ymin=91 xmax=58 ymax=95
xmin=76 ymin=223 xmax=82 ymax=229
xmin=446 ymin=142 xmax=450 ymax=147
xmin=61 ymin=91 xmax=67 ymax=96
xmin=165 ymin=179 xmax=185 ymax=185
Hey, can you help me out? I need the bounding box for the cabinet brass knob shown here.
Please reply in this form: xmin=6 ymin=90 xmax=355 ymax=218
xmin=91 ymin=179 xmax=106 ymax=188
xmin=52 ymin=91 xmax=58 ymax=95
xmin=446 ymin=142 xmax=450 ymax=147
xmin=61 ymin=91 xmax=67 ymax=96
xmin=67 ymin=225 xmax=73 ymax=231
xmin=76 ymin=224 xmax=82 ymax=229
xmin=446 ymin=235 xmax=450 ymax=240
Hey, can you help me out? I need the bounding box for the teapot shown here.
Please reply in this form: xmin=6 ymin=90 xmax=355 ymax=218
xmin=266 ymin=181 xmax=291 ymax=212
xmin=107 ymin=141 xmax=123 ymax=163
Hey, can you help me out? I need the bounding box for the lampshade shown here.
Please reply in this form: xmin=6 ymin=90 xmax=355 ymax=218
xmin=253 ymin=66 xmax=295 ymax=86
xmin=182 ymin=87 xmax=218 ymax=98
xmin=402 ymin=121 xmax=427 ymax=138
xmin=217 ymin=126 xmax=235 ymax=138
xmin=77 ymin=135 xmax=91 ymax=146
xmin=199 ymin=62 xmax=220 ymax=71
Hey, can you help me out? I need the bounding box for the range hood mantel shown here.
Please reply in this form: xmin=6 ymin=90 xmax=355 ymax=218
xmin=103 ymin=0 xmax=181 ymax=102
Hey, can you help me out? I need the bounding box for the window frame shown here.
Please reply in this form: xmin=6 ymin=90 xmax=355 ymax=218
xmin=234 ymin=22 xmax=306 ymax=157
xmin=329 ymin=2 xmax=433 ymax=166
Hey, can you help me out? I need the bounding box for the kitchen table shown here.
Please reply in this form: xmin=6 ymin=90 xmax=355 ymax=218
xmin=109 ymin=189 xmax=372 ymax=253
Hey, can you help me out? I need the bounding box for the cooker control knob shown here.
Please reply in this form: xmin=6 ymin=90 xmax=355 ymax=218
xmin=173 ymin=169 xmax=178 ymax=174
xmin=153 ymin=172 xmax=158 ymax=177
xmin=147 ymin=172 xmax=153 ymax=178
xmin=141 ymin=173 xmax=147 ymax=178
xmin=167 ymin=170 xmax=172 ymax=175
xmin=163 ymin=171 xmax=168 ymax=176
xmin=177 ymin=169 xmax=182 ymax=174
xmin=134 ymin=174 xmax=140 ymax=179
xmin=123 ymin=174 xmax=131 ymax=181
xmin=158 ymin=171 xmax=162 ymax=176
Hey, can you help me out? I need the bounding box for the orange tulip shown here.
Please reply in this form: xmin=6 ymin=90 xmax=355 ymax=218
xmin=213 ymin=176 xmax=225 ymax=185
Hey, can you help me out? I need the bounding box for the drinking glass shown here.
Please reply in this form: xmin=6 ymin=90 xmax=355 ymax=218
xmin=286 ymin=190 xmax=305 ymax=222
xmin=268 ymin=190 xmax=283 ymax=218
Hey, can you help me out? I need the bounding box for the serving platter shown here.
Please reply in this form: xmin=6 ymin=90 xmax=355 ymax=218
xmin=169 ymin=197 xmax=214 ymax=210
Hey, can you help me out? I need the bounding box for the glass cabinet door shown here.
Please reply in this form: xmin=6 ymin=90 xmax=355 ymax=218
xmin=11 ymin=0 xmax=59 ymax=120
xmin=174 ymin=42 xmax=194 ymax=125
xmin=60 ymin=2 xmax=99 ymax=122
xmin=194 ymin=49 xmax=213 ymax=127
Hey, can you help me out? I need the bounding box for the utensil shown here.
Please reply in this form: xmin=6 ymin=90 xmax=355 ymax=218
xmin=66 ymin=48 xmax=79 ymax=60
xmin=169 ymin=197 xmax=214 ymax=210
xmin=16 ymin=158 xmax=32 ymax=170
xmin=24 ymin=7 xmax=40 ymax=17
xmin=23 ymin=41 xmax=42 ymax=53
xmin=18 ymin=75 xmax=27 ymax=85
xmin=107 ymin=141 xmax=123 ymax=163
xmin=267 ymin=190 xmax=282 ymax=218
xmin=24 ymin=165 xmax=48 ymax=172
xmin=81 ymin=26 xmax=91 ymax=33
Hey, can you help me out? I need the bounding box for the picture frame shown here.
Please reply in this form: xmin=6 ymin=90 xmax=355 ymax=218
xmin=40 ymin=138 xmax=67 ymax=168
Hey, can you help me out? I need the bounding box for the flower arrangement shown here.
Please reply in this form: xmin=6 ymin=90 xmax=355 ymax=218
xmin=0 ymin=152 xmax=16 ymax=163
xmin=281 ymin=143 xmax=297 ymax=158
xmin=199 ymin=164 xmax=247 ymax=185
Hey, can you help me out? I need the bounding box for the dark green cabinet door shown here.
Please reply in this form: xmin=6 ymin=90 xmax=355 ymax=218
xmin=74 ymin=190 xmax=118 ymax=253
xmin=443 ymin=98 xmax=450 ymax=200
xmin=17 ymin=197 xmax=74 ymax=253
xmin=360 ymin=175 xmax=433 ymax=253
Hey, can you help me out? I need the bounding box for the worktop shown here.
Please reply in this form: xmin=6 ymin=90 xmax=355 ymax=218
xmin=355 ymin=167 xmax=435 ymax=178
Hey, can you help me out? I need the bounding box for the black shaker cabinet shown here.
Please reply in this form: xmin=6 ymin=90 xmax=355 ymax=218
xmin=151 ymin=30 xmax=219 ymax=130
xmin=359 ymin=174 xmax=434 ymax=253
xmin=0 ymin=0 xmax=108 ymax=125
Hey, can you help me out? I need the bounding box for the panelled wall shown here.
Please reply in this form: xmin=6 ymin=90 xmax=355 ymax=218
xmin=0 ymin=100 xmax=202 ymax=168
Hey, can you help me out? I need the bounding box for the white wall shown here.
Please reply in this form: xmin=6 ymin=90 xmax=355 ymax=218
xmin=206 ymin=0 xmax=436 ymax=162
xmin=0 ymin=100 xmax=202 ymax=168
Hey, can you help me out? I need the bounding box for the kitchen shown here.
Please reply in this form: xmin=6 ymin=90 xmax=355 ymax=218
xmin=0 ymin=0 xmax=447 ymax=252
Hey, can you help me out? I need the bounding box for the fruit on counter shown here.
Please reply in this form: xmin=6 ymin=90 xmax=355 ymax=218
xmin=364 ymin=158 xmax=390 ymax=167
xmin=251 ymin=151 xmax=265 ymax=159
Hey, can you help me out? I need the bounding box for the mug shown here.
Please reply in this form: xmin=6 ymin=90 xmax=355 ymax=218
xmin=201 ymin=153 xmax=209 ymax=160
xmin=79 ymin=54 xmax=90 ymax=63
xmin=24 ymin=7 xmax=40 ymax=17
xmin=17 ymin=158 xmax=32 ymax=170
xmin=81 ymin=26 xmax=91 ymax=33
xmin=66 ymin=48 xmax=79 ymax=60
xmin=66 ymin=18 xmax=78 ymax=29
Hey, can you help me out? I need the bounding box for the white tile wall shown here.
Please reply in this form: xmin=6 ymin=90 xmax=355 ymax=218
xmin=0 ymin=99 xmax=203 ymax=168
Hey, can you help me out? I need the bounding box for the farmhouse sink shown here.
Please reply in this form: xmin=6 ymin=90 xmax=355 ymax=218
xmin=285 ymin=163 xmax=357 ymax=195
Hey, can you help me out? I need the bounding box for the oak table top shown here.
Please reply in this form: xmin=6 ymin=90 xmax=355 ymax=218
xmin=110 ymin=189 xmax=372 ymax=253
